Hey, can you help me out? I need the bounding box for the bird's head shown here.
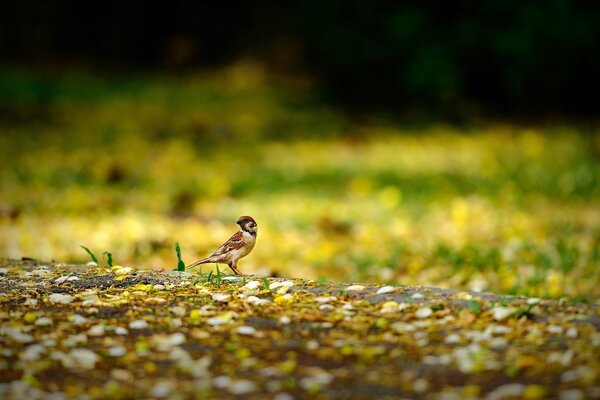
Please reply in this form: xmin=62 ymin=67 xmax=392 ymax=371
xmin=237 ymin=215 xmax=258 ymax=235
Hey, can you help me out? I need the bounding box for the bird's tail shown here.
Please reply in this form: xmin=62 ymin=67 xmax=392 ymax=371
xmin=187 ymin=257 xmax=215 ymax=269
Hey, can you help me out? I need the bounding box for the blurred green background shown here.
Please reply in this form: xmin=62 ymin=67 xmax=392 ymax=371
xmin=1 ymin=2 xmax=600 ymax=300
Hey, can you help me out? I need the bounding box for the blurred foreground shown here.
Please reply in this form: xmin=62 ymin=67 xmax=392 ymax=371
xmin=1 ymin=63 xmax=599 ymax=300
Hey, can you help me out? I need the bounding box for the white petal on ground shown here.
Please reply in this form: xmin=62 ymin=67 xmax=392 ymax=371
xmin=547 ymin=325 xmax=564 ymax=335
xmin=559 ymin=389 xmax=584 ymax=400
xmin=87 ymin=324 xmax=105 ymax=336
xmin=244 ymin=280 xmax=261 ymax=290
xmin=444 ymin=333 xmax=461 ymax=344
xmin=35 ymin=317 xmax=53 ymax=326
xmin=246 ymin=296 xmax=270 ymax=306
xmin=212 ymin=293 xmax=231 ymax=302
xmin=70 ymin=314 xmax=88 ymax=325
xmin=154 ymin=333 xmax=186 ymax=351
xmin=2 ymin=327 xmax=34 ymax=343
xmin=49 ymin=293 xmax=74 ymax=304
xmin=151 ymin=381 xmax=174 ymax=398
xmin=376 ymin=286 xmax=395 ymax=294
xmin=486 ymin=383 xmax=525 ymax=400
xmin=207 ymin=312 xmax=234 ymax=326
xmin=63 ymin=349 xmax=99 ymax=370
xmin=213 ymin=376 xmax=231 ymax=388
xmin=492 ymin=307 xmax=516 ymax=321
xmin=107 ymin=346 xmax=127 ymax=357
xmin=236 ymin=326 xmax=257 ymax=336
xmin=315 ymin=296 xmax=335 ymax=304
xmin=114 ymin=327 xmax=128 ymax=335
xmin=129 ymin=320 xmax=149 ymax=329
xmin=228 ymin=380 xmax=257 ymax=395
xmin=347 ymin=285 xmax=365 ymax=291
xmin=415 ymin=307 xmax=433 ymax=319
xmin=20 ymin=344 xmax=46 ymax=361
xmin=114 ymin=267 xmax=133 ymax=276
xmin=269 ymin=281 xmax=295 ymax=290
xmin=413 ymin=378 xmax=429 ymax=393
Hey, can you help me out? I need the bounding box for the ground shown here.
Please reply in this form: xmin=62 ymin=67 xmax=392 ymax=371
xmin=0 ymin=259 xmax=599 ymax=399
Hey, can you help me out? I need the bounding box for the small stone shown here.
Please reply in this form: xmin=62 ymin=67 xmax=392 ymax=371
xmin=527 ymin=298 xmax=540 ymax=305
xmin=412 ymin=292 xmax=424 ymax=299
xmin=566 ymin=327 xmax=578 ymax=338
xmin=153 ymin=284 xmax=166 ymax=291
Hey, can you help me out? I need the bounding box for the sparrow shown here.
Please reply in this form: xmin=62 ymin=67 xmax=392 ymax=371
xmin=187 ymin=216 xmax=257 ymax=275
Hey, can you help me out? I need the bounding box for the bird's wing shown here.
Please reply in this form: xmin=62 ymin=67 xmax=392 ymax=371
xmin=211 ymin=230 xmax=245 ymax=257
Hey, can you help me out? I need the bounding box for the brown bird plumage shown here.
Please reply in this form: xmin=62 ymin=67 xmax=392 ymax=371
xmin=187 ymin=216 xmax=257 ymax=275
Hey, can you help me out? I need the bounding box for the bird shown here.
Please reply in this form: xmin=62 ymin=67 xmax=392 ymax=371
xmin=187 ymin=216 xmax=257 ymax=275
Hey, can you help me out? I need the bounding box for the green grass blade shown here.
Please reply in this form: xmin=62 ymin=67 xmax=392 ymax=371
xmin=104 ymin=252 xmax=113 ymax=267
xmin=80 ymin=245 xmax=98 ymax=264
xmin=175 ymin=242 xmax=185 ymax=272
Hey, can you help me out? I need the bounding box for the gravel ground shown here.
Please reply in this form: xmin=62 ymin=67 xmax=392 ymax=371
xmin=1 ymin=258 xmax=599 ymax=399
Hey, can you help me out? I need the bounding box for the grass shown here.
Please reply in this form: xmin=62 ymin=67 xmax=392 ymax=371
xmin=175 ymin=242 xmax=185 ymax=272
xmin=0 ymin=62 xmax=599 ymax=300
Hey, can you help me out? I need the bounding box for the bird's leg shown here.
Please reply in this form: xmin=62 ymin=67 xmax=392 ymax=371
xmin=228 ymin=262 xmax=242 ymax=276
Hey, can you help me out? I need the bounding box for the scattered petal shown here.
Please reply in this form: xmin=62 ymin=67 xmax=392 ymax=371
xmin=236 ymin=326 xmax=257 ymax=336
xmin=376 ymin=286 xmax=395 ymax=294
xmin=415 ymin=307 xmax=433 ymax=319
xmin=129 ymin=320 xmax=149 ymax=329
xmin=492 ymin=307 xmax=516 ymax=321
xmin=347 ymin=285 xmax=365 ymax=291
xmin=49 ymin=293 xmax=74 ymax=304
xmin=212 ymin=293 xmax=231 ymax=302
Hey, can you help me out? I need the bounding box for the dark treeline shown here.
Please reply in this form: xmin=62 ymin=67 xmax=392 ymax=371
xmin=1 ymin=1 xmax=599 ymax=117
